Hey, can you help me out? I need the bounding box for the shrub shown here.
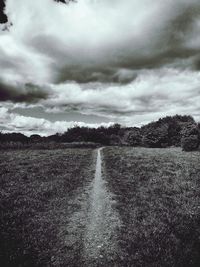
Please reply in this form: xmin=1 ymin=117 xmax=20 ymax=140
xmin=181 ymin=135 xmax=199 ymax=151
xmin=141 ymin=115 xmax=196 ymax=148
xmin=123 ymin=128 xmax=142 ymax=146
xmin=109 ymin=134 xmax=122 ymax=146
xmin=142 ymin=124 xmax=169 ymax=148
xmin=181 ymin=123 xmax=200 ymax=151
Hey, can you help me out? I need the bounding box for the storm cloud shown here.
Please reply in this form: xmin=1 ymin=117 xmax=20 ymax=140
xmin=0 ymin=81 xmax=50 ymax=102
xmin=0 ymin=0 xmax=200 ymax=134
xmin=2 ymin=0 xmax=200 ymax=83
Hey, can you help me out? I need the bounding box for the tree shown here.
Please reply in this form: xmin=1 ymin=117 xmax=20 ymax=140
xmin=110 ymin=134 xmax=122 ymax=146
xmin=141 ymin=115 xmax=196 ymax=148
xmin=123 ymin=127 xmax=142 ymax=146
xmin=142 ymin=124 xmax=169 ymax=148
xmin=30 ymin=134 xmax=43 ymax=143
xmin=181 ymin=135 xmax=199 ymax=152
xmin=0 ymin=132 xmax=28 ymax=143
xmin=181 ymin=123 xmax=199 ymax=151
xmin=54 ymin=0 xmax=76 ymax=4
xmin=0 ymin=0 xmax=7 ymax=24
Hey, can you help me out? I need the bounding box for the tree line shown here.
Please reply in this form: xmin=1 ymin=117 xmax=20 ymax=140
xmin=0 ymin=115 xmax=200 ymax=151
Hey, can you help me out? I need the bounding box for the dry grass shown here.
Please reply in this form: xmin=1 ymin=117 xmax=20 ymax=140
xmin=0 ymin=148 xmax=95 ymax=267
xmin=103 ymin=147 xmax=200 ymax=267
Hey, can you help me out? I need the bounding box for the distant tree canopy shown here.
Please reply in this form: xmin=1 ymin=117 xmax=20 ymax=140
xmin=140 ymin=115 xmax=196 ymax=148
xmin=49 ymin=123 xmax=121 ymax=145
xmin=0 ymin=132 xmax=29 ymax=143
xmin=181 ymin=123 xmax=200 ymax=151
xmin=123 ymin=127 xmax=142 ymax=147
xmin=54 ymin=0 xmax=66 ymax=3
xmin=0 ymin=116 xmax=200 ymax=151
xmin=54 ymin=0 xmax=75 ymax=3
xmin=0 ymin=0 xmax=7 ymax=24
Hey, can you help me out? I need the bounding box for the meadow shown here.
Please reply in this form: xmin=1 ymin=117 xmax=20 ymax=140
xmin=0 ymin=148 xmax=95 ymax=267
xmin=0 ymin=147 xmax=200 ymax=266
xmin=103 ymin=147 xmax=200 ymax=267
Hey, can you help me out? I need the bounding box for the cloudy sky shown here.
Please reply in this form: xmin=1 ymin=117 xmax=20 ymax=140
xmin=0 ymin=0 xmax=200 ymax=135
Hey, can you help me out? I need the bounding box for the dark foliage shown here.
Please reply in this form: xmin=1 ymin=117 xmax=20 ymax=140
xmin=142 ymin=123 xmax=169 ymax=148
xmin=0 ymin=132 xmax=29 ymax=143
xmin=29 ymin=134 xmax=44 ymax=143
xmin=123 ymin=127 xmax=142 ymax=146
xmin=181 ymin=123 xmax=200 ymax=151
xmin=181 ymin=135 xmax=199 ymax=152
xmin=140 ymin=115 xmax=196 ymax=148
xmin=47 ymin=123 xmax=121 ymax=145
xmin=54 ymin=0 xmax=76 ymax=3
xmin=0 ymin=116 xmax=199 ymax=150
xmin=0 ymin=0 xmax=7 ymax=23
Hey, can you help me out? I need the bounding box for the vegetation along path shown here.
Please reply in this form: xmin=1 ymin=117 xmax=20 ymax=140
xmin=1 ymin=147 xmax=200 ymax=266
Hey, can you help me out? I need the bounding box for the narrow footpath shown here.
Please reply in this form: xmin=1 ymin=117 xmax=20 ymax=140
xmin=83 ymin=148 xmax=121 ymax=265
xmin=65 ymin=148 xmax=121 ymax=266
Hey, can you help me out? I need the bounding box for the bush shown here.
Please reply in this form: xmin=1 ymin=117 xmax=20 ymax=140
xmin=181 ymin=123 xmax=200 ymax=151
xmin=142 ymin=124 xmax=169 ymax=148
xmin=109 ymin=134 xmax=122 ymax=146
xmin=141 ymin=115 xmax=196 ymax=148
xmin=181 ymin=135 xmax=199 ymax=151
xmin=123 ymin=128 xmax=142 ymax=146
xmin=181 ymin=123 xmax=199 ymax=137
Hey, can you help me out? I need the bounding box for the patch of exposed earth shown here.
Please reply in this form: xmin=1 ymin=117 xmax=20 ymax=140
xmin=64 ymin=148 xmax=121 ymax=266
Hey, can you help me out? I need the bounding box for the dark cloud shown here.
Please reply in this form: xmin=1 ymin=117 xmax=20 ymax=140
xmin=2 ymin=0 xmax=200 ymax=85
xmin=56 ymin=47 xmax=198 ymax=84
xmin=0 ymin=82 xmax=49 ymax=103
xmin=1 ymin=0 xmax=200 ymax=134
xmin=193 ymin=55 xmax=200 ymax=70
xmin=53 ymin=2 xmax=200 ymax=84
xmin=56 ymin=66 xmax=138 ymax=84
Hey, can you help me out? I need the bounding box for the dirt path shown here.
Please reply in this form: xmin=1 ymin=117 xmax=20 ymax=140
xmin=83 ymin=148 xmax=121 ymax=265
xmin=65 ymin=148 xmax=121 ymax=266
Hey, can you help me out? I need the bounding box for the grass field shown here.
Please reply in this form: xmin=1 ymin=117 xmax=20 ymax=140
xmin=0 ymin=148 xmax=95 ymax=267
xmin=103 ymin=147 xmax=200 ymax=267
xmin=1 ymin=147 xmax=200 ymax=266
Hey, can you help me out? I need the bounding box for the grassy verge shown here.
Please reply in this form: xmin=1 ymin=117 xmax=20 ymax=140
xmin=0 ymin=142 xmax=101 ymax=150
xmin=0 ymin=148 xmax=95 ymax=267
xmin=103 ymin=147 xmax=200 ymax=267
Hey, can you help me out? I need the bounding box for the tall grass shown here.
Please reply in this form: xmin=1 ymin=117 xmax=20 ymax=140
xmin=0 ymin=149 xmax=95 ymax=267
xmin=103 ymin=147 xmax=200 ymax=267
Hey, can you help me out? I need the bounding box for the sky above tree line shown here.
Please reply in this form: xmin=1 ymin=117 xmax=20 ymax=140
xmin=0 ymin=0 xmax=200 ymax=135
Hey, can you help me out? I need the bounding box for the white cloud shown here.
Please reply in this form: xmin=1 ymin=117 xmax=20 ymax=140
xmin=0 ymin=106 xmax=113 ymax=136
xmin=1 ymin=67 xmax=200 ymax=135
xmin=39 ymin=68 xmax=200 ymax=122
xmin=1 ymin=0 xmax=200 ymax=84
xmin=0 ymin=0 xmax=200 ymax=133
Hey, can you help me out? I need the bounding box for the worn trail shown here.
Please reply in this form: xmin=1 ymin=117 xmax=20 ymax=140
xmin=65 ymin=148 xmax=120 ymax=266
xmin=83 ymin=148 xmax=121 ymax=264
